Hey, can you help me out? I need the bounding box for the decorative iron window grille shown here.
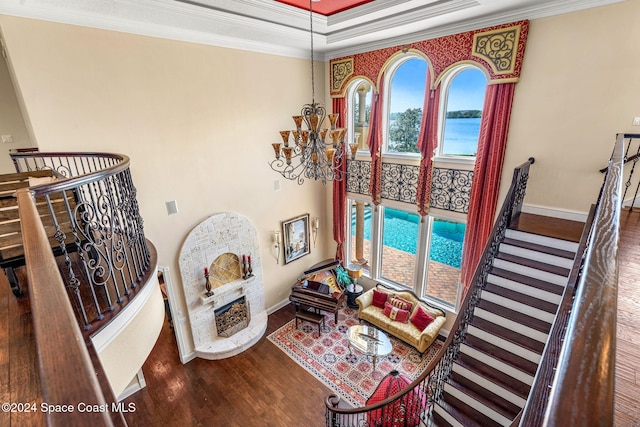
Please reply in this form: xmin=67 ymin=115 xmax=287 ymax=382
xmin=430 ymin=168 xmax=473 ymax=213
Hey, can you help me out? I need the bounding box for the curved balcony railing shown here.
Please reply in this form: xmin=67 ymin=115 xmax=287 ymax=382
xmin=9 ymin=151 xmax=159 ymax=426
xmin=11 ymin=151 xmax=152 ymax=331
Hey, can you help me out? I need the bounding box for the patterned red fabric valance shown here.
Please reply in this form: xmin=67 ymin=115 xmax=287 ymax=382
xmin=330 ymin=20 xmax=529 ymax=96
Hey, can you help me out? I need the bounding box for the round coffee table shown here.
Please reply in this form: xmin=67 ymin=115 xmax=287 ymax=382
xmin=347 ymin=325 xmax=392 ymax=371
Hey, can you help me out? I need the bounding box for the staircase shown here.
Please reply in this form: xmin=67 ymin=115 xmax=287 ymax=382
xmin=431 ymin=228 xmax=579 ymax=427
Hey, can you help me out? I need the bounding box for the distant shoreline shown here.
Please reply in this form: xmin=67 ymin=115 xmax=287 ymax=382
xmin=446 ymin=110 xmax=481 ymax=119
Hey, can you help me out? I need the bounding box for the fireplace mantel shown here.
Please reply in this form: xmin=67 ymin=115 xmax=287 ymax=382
xmin=199 ymin=276 xmax=255 ymax=307
xmin=179 ymin=212 xmax=267 ymax=360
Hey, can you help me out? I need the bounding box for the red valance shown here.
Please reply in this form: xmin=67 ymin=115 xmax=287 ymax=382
xmin=330 ymin=20 xmax=528 ymax=96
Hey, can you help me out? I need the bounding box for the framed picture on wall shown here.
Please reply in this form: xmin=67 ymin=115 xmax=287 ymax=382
xmin=282 ymin=214 xmax=310 ymax=264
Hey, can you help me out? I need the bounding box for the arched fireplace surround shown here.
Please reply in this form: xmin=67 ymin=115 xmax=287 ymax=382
xmin=179 ymin=212 xmax=267 ymax=360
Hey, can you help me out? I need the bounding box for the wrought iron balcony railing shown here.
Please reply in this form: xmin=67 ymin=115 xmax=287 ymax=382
xmin=10 ymin=151 xmax=152 ymax=331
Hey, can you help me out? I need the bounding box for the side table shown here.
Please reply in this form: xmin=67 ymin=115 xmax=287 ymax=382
xmin=346 ymin=284 xmax=363 ymax=308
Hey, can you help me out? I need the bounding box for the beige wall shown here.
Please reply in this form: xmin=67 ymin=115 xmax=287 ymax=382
xmin=1 ymin=0 xmax=639 ymax=355
xmin=504 ymin=0 xmax=640 ymax=215
xmin=0 ymin=47 xmax=34 ymax=173
xmin=0 ymin=15 xmax=333 ymax=356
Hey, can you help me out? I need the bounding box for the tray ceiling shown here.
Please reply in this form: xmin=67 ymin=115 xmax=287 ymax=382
xmin=0 ymin=0 xmax=626 ymax=59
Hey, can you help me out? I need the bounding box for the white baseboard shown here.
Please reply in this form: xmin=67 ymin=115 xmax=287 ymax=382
xmin=117 ymin=369 xmax=146 ymax=401
xmin=521 ymin=204 xmax=588 ymax=223
xmin=267 ymin=297 xmax=292 ymax=315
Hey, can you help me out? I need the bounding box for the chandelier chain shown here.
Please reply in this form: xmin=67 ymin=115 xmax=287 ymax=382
xmin=309 ymin=0 xmax=315 ymax=104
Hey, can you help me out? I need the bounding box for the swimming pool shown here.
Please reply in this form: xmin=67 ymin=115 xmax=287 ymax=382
xmin=352 ymin=208 xmax=465 ymax=268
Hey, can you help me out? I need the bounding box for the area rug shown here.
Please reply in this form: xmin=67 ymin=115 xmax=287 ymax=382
xmin=267 ymin=306 xmax=442 ymax=407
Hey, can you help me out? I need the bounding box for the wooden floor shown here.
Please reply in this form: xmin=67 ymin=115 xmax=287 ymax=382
xmin=122 ymin=303 xmax=333 ymax=426
xmin=1 ymin=212 xmax=639 ymax=426
xmin=613 ymin=209 xmax=640 ymax=426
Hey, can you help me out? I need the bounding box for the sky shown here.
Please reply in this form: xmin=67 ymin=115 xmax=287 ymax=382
xmin=389 ymin=58 xmax=487 ymax=113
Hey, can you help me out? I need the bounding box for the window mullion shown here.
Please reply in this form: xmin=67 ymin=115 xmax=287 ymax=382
xmin=415 ymin=215 xmax=431 ymax=296
xmin=370 ymin=205 xmax=383 ymax=281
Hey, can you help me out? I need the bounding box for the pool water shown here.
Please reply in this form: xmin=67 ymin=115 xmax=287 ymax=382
xmin=352 ymin=208 xmax=465 ymax=268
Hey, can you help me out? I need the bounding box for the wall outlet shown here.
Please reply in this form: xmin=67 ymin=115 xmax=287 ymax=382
xmin=633 ymin=117 xmax=640 ymax=126
xmin=1 ymin=135 xmax=13 ymax=143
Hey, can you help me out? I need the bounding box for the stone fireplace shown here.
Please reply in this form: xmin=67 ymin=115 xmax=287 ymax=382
xmin=179 ymin=212 xmax=267 ymax=360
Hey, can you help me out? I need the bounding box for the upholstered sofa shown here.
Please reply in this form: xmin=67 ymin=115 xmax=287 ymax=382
xmin=356 ymin=284 xmax=446 ymax=353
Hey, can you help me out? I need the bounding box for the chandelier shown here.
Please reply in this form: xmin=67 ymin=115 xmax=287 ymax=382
xmin=269 ymin=0 xmax=358 ymax=185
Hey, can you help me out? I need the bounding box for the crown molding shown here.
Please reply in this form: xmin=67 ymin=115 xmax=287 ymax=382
xmin=0 ymin=0 xmax=628 ymax=61
xmin=322 ymin=0 xmax=628 ymax=59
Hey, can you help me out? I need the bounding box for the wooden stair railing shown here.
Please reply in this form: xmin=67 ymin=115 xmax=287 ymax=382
xmin=518 ymin=133 xmax=624 ymax=426
xmin=325 ymin=158 xmax=535 ymax=426
xmin=514 ymin=204 xmax=595 ymax=426
xmin=16 ymin=187 xmax=125 ymax=427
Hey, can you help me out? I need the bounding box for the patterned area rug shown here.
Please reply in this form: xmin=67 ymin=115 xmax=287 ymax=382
xmin=267 ymin=306 xmax=442 ymax=407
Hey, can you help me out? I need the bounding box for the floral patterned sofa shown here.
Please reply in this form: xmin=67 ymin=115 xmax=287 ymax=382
xmin=356 ymin=283 xmax=446 ymax=353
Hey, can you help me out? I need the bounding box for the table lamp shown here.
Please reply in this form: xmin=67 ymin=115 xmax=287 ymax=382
xmin=346 ymin=264 xmax=363 ymax=291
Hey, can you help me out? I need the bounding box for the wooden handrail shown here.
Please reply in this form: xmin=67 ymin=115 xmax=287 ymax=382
xmin=517 ymin=203 xmax=596 ymax=426
xmin=325 ymin=157 xmax=536 ymax=422
xmin=540 ymin=133 xmax=623 ymax=426
xmin=10 ymin=152 xmax=130 ymax=197
xmin=598 ymin=132 xmax=640 ymax=172
xmin=17 ymin=187 xmax=119 ymax=427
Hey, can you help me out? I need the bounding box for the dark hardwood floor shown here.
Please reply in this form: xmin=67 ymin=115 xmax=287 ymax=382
xmin=122 ymin=303 xmax=333 ymax=426
xmin=1 ymin=212 xmax=639 ymax=426
xmin=613 ymin=209 xmax=640 ymax=426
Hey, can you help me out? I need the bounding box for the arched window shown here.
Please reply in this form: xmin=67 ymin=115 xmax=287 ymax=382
xmin=384 ymin=56 xmax=427 ymax=155
xmin=347 ymin=79 xmax=372 ymax=153
xmin=439 ymin=66 xmax=487 ymax=157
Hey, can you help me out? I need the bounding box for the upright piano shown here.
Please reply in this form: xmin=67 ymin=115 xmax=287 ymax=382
xmin=289 ymin=259 xmax=345 ymax=324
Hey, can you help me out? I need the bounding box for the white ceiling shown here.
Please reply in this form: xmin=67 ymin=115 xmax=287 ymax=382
xmin=0 ymin=0 xmax=626 ymax=59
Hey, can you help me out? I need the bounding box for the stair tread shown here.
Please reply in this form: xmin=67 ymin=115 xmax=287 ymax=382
xmin=448 ymin=374 xmax=521 ymax=419
xmin=470 ymin=316 xmax=546 ymax=354
xmin=464 ymin=335 xmax=539 ymax=376
xmin=496 ymin=252 xmax=571 ymax=277
xmin=484 ymin=282 xmax=559 ymax=315
xmin=438 ymin=393 xmax=505 ymax=427
xmin=502 ymin=237 xmax=576 ymax=260
xmin=490 ymin=267 xmax=565 ymax=295
xmin=504 ymin=229 xmax=580 ymax=251
xmin=432 ymin=409 xmax=456 ymax=427
xmin=477 ymin=297 xmax=553 ymax=333
xmin=455 ymin=355 xmax=531 ymax=399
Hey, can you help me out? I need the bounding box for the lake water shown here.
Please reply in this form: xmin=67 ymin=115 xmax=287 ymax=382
xmin=442 ymin=117 xmax=481 ymax=156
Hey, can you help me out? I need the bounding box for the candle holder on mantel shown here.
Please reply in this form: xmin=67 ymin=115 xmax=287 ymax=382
xmin=242 ymin=255 xmax=254 ymax=280
xmin=204 ymin=267 xmax=214 ymax=297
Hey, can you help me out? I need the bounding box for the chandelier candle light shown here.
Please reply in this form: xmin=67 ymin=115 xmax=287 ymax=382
xmin=269 ymin=0 xmax=358 ymax=185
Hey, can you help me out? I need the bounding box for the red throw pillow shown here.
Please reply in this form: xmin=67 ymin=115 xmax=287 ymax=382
xmin=388 ymin=296 xmax=413 ymax=313
xmin=372 ymin=289 xmax=389 ymax=309
xmin=383 ymin=302 xmax=410 ymax=323
xmin=410 ymin=306 xmax=435 ymax=331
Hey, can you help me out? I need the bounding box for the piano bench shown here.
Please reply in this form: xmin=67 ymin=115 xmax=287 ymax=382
xmin=295 ymin=310 xmax=325 ymax=337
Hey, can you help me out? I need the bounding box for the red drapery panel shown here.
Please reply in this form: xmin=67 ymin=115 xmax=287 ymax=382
xmin=332 ymin=97 xmax=348 ymax=261
xmin=367 ymin=75 xmax=385 ymax=206
xmin=416 ymin=80 xmax=440 ymax=217
xmin=459 ymin=83 xmax=516 ymax=292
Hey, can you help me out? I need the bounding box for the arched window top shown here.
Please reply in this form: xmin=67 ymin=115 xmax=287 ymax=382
xmin=346 ymin=78 xmax=373 ymax=154
xmin=383 ymin=55 xmax=428 ymax=156
xmin=437 ymin=64 xmax=488 ymax=159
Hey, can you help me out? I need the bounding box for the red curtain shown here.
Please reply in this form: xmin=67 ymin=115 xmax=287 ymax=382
xmin=416 ymin=77 xmax=440 ymax=217
xmin=367 ymin=75 xmax=385 ymax=206
xmin=460 ymin=83 xmax=516 ymax=292
xmin=332 ymin=97 xmax=348 ymax=261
